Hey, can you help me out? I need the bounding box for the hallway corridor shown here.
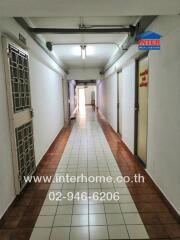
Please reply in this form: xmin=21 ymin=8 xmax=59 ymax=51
xmin=0 ymin=107 xmax=179 ymax=240
xmin=1 ymin=5 xmax=180 ymax=239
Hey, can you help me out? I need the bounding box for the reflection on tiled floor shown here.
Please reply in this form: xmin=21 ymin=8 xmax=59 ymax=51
xmin=30 ymin=109 xmax=149 ymax=240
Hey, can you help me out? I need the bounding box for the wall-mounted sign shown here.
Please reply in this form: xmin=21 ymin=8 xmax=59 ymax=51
xmin=19 ymin=33 xmax=27 ymax=45
xmin=139 ymin=68 xmax=148 ymax=87
xmin=137 ymin=31 xmax=161 ymax=51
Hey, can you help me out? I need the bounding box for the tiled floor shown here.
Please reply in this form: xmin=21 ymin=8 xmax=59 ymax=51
xmin=29 ymin=108 xmax=149 ymax=240
xmin=0 ymin=107 xmax=180 ymax=240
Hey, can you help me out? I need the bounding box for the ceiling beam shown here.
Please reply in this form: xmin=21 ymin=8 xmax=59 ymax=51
xmin=29 ymin=26 xmax=135 ymax=35
xmin=46 ymin=41 xmax=120 ymax=51
xmin=76 ymin=80 xmax=96 ymax=85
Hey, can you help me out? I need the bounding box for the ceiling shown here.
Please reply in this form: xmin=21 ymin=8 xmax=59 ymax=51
xmin=2 ymin=0 xmax=179 ymax=70
xmin=29 ymin=17 xmax=139 ymax=29
xmin=28 ymin=17 xmax=135 ymax=69
xmin=53 ymin=44 xmax=118 ymax=69
xmin=0 ymin=0 xmax=180 ymax=16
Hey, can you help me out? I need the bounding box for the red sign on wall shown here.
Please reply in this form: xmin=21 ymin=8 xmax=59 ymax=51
xmin=139 ymin=69 xmax=148 ymax=87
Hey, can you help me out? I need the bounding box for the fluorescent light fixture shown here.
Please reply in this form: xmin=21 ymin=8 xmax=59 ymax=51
xmin=81 ymin=45 xmax=86 ymax=60
xmin=86 ymin=46 xmax=95 ymax=56
xmin=72 ymin=46 xmax=81 ymax=56
xmin=72 ymin=45 xmax=95 ymax=58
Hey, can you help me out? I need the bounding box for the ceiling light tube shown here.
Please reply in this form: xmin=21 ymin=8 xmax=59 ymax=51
xmin=81 ymin=45 xmax=86 ymax=60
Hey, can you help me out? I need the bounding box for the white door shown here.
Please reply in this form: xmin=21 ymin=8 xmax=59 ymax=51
xmin=137 ymin=56 xmax=149 ymax=164
xmin=3 ymin=38 xmax=36 ymax=193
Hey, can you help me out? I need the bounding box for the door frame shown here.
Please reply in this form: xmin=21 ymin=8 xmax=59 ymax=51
xmin=134 ymin=52 xmax=149 ymax=167
xmin=2 ymin=37 xmax=35 ymax=194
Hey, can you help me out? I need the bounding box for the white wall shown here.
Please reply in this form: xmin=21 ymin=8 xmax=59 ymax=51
xmin=97 ymin=61 xmax=135 ymax=153
xmin=68 ymin=80 xmax=77 ymax=117
xmin=146 ymin=16 xmax=180 ymax=214
xmin=68 ymin=68 xmax=101 ymax=80
xmin=62 ymin=77 xmax=69 ymax=123
xmin=97 ymin=73 xmax=117 ymax=132
xmin=122 ymin=60 xmax=135 ymax=153
xmin=85 ymin=85 xmax=96 ymax=105
xmin=118 ymin=71 xmax=123 ymax=135
xmin=0 ymin=38 xmax=15 ymax=219
xmin=96 ymin=80 xmax=105 ymax=112
xmin=30 ymin=57 xmax=64 ymax=164
xmin=98 ymin=15 xmax=180 ymax=214
xmin=0 ymin=18 xmax=66 ymax=218
xmin=98 ymin=45 xmax=142 ymax=153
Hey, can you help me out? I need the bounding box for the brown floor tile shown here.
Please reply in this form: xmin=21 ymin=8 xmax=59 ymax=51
xmin=10 ymin=228 xmax=32 ymax=240
xmin=136 ymin=202 xmax=169 ymax=213
xmin=0 ymin=229 xmax=11 ymax=240
xmin=23 ymin=205 xmax=42 ymax=216
xmin=27 ymin=198 xmax=45 ymax=206
xmin=17 ymin=216 xmax=37 ymax=228
xmin=5 ymin=206 xmax=27 ymax=217
xmin=165 ymin=224 xmax=180 ymax=238
xmin=133 ymin=194 xmax=163 ymax=203
xmin=26 ymin=183 xmax=50 ymax=191
xmin=140 ymin=213 xmax=161 ymax=225
xmin=0 ymin=216 xmax=22 ymax=229
xmin=146 ymin=224 xmax=169 ymax=239
xmin=158 ymin=212 xmax=177 ymax=224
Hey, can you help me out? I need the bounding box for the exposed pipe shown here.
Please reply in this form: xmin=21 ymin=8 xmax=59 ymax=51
xmin=79 ymin=24 xmax=129 ymax=29
xmin=52 ymin=42 xmax=120 ymax=47
xmin=46 ymin=42 xmax=120 ymax=51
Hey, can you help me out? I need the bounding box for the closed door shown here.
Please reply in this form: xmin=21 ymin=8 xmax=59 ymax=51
xmin=137 ymin=56 xmax=149 ymax=164
xmin=3 ymin=38 xmax=36 ymax=193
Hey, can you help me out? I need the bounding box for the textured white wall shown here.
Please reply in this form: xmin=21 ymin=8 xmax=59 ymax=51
xmin=98 ymin=73 xmax=117 ymax=132
xmin=147 ymin=16 xmax=180 ymax=214
xmin=97 ymin=63 xmax=135 ymax=153
xmin=30 ymin=57 xmax=64 ymax=164
xmin=97 ymin=80 xmax=105 ymax=113
xmin=0 ymin=38 xmax=15 ymax=219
